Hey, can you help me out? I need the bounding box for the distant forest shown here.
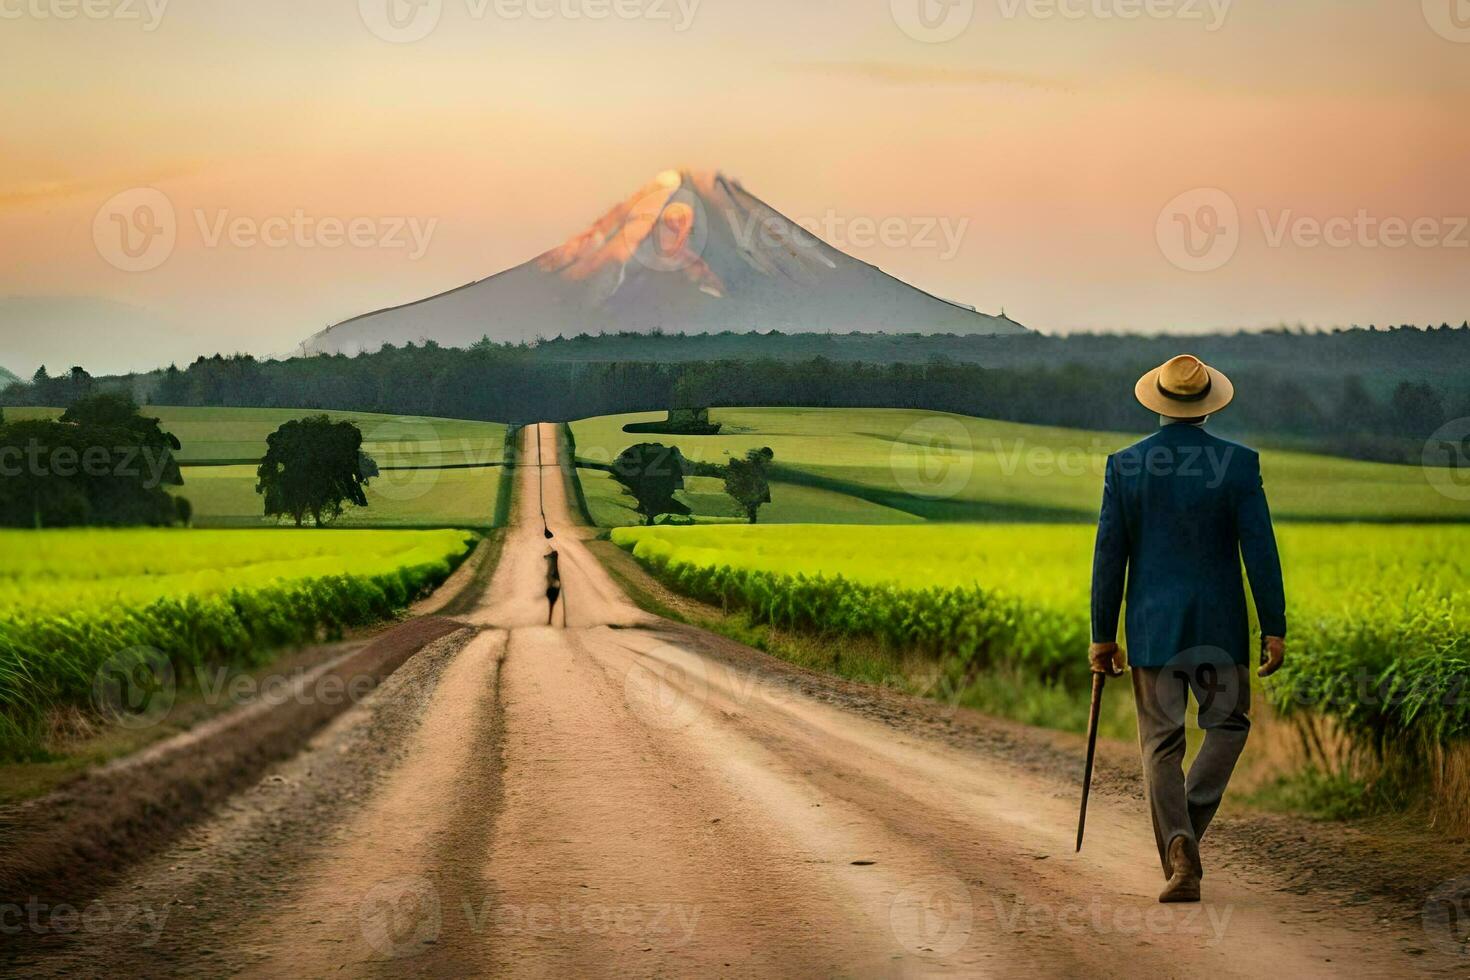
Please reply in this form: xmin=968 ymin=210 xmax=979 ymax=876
xmin=4 ymin=326 xmax=1467 ymax=464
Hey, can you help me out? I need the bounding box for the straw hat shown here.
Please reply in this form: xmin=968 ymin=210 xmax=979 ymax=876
xmin=1134 ymin=354 xmax=1234 ymax=417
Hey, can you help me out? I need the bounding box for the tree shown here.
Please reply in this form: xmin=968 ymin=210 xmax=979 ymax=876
xmin=610 ymin=442 xmax=690 ymax=526
xmin=255 ymin=416 xmax=375 ymax=527
xmin=724 ymin=447 xmax=774 ymax=524
xmin=1389 ymin=382 xmax=1445 ymax=438
xmin=1334 ymin=376 xmax=1382 ymax=433
xmin=0 ymin=393 xmax=185 ymax=528
xmin=156 ymin=363 xmax=190 ymax=405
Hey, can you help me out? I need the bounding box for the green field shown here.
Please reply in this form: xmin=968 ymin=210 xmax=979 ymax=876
xmin=577 ymin=466 xmax=921 ymax=528
xmin=11 ymin=406 xmax=506 ymax=528
xmin=7 ymin=406 xmax=505 ymax=467
xmin=181 ymin=463 xmax=501 ymax=528
xmin=613 ymin=522 xmax=1470 ymax=633
xmin=0 ymin=528 xmax=475 ymax=616
xmin=573 ymin=408 xmax=1465 ymax=524
xmin=614 ymin=521 xmax=1470 ymax=818
xmin=0 ymin=528 xmax=476 ymax=759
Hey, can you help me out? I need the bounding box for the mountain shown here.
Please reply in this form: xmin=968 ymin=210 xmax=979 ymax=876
xmin=302 ymin=169 xmax=1026 ymax=355
xmin=0 ymin=365 xmax=16 ymax=387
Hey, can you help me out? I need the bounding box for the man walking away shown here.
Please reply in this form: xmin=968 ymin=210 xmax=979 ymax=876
xmin=1089 ymin=354 xmax=1287 ymax=904
xmin=545 ymin=548 xmax=562 ymax=627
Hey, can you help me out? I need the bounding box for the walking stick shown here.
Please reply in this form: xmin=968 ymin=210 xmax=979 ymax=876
xmin=1076 ymin=663 xmax=1123 ymax=852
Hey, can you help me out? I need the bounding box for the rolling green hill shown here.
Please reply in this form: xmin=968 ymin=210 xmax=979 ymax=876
xmin=7 ymin=406 xmax=504 ymax=466
xmin=11 ymin=406 xmax=507 ymax=528
xmin=572 ymin=408 xmax=1466 ymax=525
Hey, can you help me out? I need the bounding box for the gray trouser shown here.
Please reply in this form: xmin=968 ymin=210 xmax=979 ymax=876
xmin=1131 ymin=662 xmax=1252 ymax=877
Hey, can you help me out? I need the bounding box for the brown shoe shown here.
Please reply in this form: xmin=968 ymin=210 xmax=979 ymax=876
xmin=1159 ymin=835 xmax=1201 ymax=903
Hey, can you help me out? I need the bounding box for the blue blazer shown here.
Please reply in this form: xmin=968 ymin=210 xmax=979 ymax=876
xmin=1091 ymin=423 xmax=1286 ymax=668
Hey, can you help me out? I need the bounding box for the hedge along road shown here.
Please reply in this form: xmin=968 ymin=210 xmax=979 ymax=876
xmin=8 ymin=425 xmax=1448 ymax=978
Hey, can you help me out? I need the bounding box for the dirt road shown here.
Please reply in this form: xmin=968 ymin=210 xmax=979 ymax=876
xmin=8 ymin=425 xmax=1452 ymax=977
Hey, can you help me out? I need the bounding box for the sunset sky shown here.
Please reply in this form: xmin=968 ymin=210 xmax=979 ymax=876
xmin=2 ymin=0 xmax=1467 ymax=375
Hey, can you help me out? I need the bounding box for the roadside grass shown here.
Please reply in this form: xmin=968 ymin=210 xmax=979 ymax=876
xmin=571 ymin=408 xmax=1465 ymax=524
xmin=1243 ymin=768 xmax=1383 ymax=822
xmin=0 ymin=637 xmax=363 ymax=804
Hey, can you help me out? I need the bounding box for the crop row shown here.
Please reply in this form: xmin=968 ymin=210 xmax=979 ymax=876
xmin=615 ymin=526 xmax=1470 ymax=759
xmin=0 ymin=548 xmax=471 ymax=760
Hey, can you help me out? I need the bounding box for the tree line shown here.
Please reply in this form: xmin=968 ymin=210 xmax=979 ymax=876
xmin=603 ymin=442 xmax=774 ymax=525
xmin=5 ymin=328 xmax=1468 ymax=464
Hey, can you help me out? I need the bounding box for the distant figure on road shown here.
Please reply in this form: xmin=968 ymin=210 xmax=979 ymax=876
xmin=545 ymin=548 xmax=562 ymax=626
xmin=1089 ymin=354 xmax=1286 ymax=904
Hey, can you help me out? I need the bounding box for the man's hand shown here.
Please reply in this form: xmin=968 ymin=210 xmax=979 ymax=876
xmin=1089 ymin=642 xmax=1124 ymax=676
xmin=1258 ymin=636 xmax=1286 ymax=678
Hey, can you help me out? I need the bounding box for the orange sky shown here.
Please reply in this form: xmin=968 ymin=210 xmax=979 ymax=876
xmin=1 ymin=0 xmax=1467 ymax=373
